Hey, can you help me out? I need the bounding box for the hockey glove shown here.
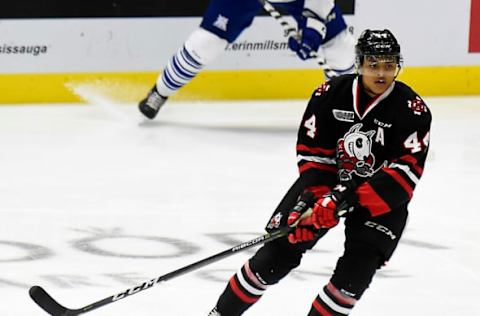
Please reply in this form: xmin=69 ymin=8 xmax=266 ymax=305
xmin=288 ymin=17 xmax=326 ymax=60
xmin=287 ymin=191 xmax=318 ymax=244
xmin=311 ymin=183 xmax=358 ymax=229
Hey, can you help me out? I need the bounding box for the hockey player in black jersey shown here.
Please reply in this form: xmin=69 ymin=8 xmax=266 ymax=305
xmin=208 ymin=29 xmax=432 ymax=316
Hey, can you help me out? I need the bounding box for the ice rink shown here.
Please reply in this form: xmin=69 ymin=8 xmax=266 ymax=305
xmin=1 ymin=95 xmax=479 ymax=315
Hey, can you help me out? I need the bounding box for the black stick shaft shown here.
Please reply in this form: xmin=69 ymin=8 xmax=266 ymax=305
xmin=29 ymin=228 xmax=291 ymax=316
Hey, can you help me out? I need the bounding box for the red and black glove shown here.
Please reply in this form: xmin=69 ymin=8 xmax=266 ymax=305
xmin=311 ymin=183 xmax=358 ymax=229
xmin=287 ymin=192 xmax=318 ymax=244
xmin=288 ymin=184 xmax=358 ymax=243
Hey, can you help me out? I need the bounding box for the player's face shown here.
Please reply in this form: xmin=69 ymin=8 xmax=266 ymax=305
xmin=360 ymin=55 xmax=399 ymax=97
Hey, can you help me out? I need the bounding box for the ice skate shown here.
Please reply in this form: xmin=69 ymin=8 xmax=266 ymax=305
xmin=138 ymin=86 xmax=168 ymax=119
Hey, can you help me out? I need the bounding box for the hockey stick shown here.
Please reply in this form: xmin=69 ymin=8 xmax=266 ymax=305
xmin=258 ymin=0 xmax=337 ymax=78
xmin=29 ymin=209 xmax=312 ymax=316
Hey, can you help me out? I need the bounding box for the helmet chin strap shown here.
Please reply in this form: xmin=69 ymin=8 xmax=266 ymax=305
xmin=393 ymin=66 xmax=402 ymax=79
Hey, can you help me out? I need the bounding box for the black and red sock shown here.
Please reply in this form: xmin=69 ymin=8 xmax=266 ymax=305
xmin=308 ymin=282 xmax=356 ymax=316
xmin=215 ymin=261 xmax=269 ymax=315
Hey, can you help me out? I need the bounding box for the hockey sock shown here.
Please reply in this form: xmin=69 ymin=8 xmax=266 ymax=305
xmin=215 ymin=261 xmax=269 ymax=316
xmin=308 ymin=282 xmax=357 ymax=316
xmin=156 ymin=28 xmax=227 ymax=97
xmin=156 ymin=44 xmax=203 ymax=97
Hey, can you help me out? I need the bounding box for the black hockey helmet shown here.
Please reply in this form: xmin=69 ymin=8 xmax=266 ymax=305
xmin=355 ymin=29 xmax=402 ymax=67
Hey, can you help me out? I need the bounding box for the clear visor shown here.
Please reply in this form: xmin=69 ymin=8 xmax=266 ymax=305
xmin=358 ymin=55 xmax=402 ymax=77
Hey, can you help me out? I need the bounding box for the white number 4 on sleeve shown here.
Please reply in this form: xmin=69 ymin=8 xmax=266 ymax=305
xmin=304 ymin=114 xmax=316 ymax=138
xmin=404 ymin=131 xmax=429 ymax=153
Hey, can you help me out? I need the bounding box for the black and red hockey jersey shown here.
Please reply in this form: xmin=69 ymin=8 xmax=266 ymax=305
xmin=297 ymin=74 xmax=432 ymax=217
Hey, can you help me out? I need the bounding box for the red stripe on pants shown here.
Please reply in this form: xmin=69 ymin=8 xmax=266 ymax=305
xmin=356 ymin=182 xmax=391 ymax=217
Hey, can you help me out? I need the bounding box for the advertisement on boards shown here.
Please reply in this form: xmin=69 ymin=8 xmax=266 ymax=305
xmin=0 ymin=0 xmax=479 ymax=100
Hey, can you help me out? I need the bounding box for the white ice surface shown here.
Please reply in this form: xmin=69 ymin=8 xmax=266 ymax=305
xmin=0 ymin=96 xmax=479 ymax=315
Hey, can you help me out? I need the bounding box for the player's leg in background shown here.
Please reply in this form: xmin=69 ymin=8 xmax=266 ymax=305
xmin=321 ymin=29 xmax=356 ymax=79
xmin=138 ymin=0 xmax=262 ymax=119
xmin=307 ymin=207 xmax=408 ymax=315
xmin=320 ymin=5 xmax=356 ymax=79
xmin=138 ymin=27 xmax=229 ymax=119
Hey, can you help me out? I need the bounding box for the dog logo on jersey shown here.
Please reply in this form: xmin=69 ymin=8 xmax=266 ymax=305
xmin=337 ymin=123 xmax=376 ymax=180
xmin=213 ymin=14 xmax=229 ymax=31
xmin=408 ymin=96 xmax=428 ymax=115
